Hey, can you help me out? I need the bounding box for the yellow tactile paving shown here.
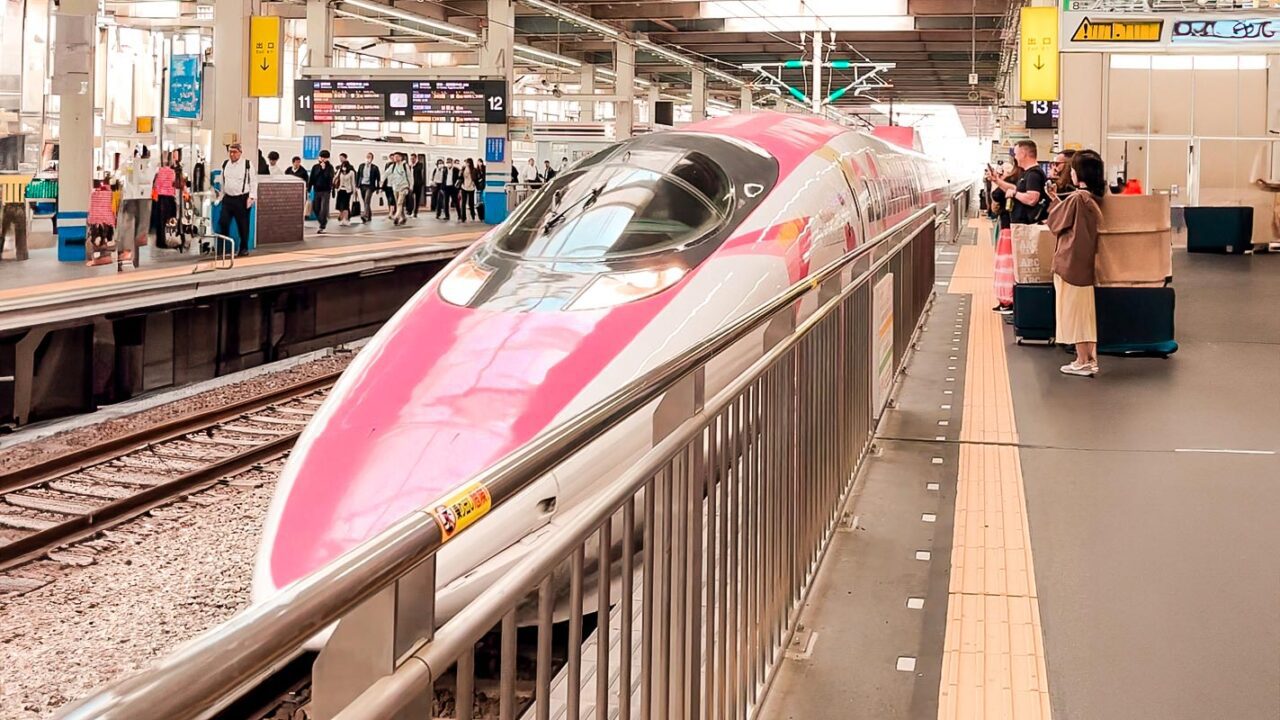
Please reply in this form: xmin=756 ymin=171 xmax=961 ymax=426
xmin=939 ymin=220 xmax=1052 ymax=720
xmin=0 ymin=231 xmax=479 ymax=302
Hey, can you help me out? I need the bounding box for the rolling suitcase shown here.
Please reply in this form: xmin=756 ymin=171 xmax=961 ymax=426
xmin=1012 ymin=283 xmax=1055 ymax=344
xmin=1096 ymin=286 xmax=1178 ymax=357
xmin=1184 ymin=206 xmax=1252 ymax=254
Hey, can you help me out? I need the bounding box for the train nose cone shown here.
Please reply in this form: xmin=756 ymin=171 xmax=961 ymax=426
xmin=263 ymin=298 xmax=620 ymax=592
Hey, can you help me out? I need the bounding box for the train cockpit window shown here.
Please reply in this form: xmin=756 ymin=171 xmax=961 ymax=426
xmin=494 ymin=149 xmax=733 ymax=260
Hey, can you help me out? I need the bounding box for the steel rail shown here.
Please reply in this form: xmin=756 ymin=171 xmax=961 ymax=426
xmin=57 ymin=193 xmax=966 ymax=720
xmin=0 ymin=432 xmax=302 ymax=572
xmin=0 ymin=370 xmax=344 ymax=495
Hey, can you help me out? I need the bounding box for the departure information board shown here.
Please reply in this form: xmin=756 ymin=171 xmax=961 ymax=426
xmin=295 ymin=79 xmax=507 ymax=124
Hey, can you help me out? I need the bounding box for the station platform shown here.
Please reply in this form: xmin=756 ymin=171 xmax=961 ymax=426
xmin=0 ymin=216 xmax=484 ymax=428
xmin=0 ymin=217 xmax=484 ymax=332
xmin=759 ymin=219 xmax=1279 ymax=719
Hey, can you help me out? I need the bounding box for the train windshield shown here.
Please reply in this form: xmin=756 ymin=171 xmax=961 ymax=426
xmin=496 ymin=148 xmax=733 ymax=260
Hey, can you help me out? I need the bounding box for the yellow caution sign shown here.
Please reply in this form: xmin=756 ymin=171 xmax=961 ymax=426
xmin=248 ymin=16 xmax=282 ymax=98
xmin=1071 ymin=16 xmax=1163 ymax=43
xmin=1020 ymin=7 xmax=1059 ymax=102
xmin=429 ymin=481 xmax=493 ymax=542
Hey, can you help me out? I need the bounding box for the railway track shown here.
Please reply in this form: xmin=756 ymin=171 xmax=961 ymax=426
xmin=0 ymin=371 xmax=342 ymax=573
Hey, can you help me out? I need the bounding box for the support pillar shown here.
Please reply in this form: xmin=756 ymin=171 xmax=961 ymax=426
xmin=52 ymin=0 xmax=96 ymax=261
xmin=691 ymin=68 xmax=706 ymax=121
xmin=304 ymin=0 xmax=333 ymax=148
xmin=212 ymin=0 xmax=260 ymax=164
xmin=648 ymin=85 xmax=659 ymax=125
xmin=615 ymin=40 xmax=635 ymax=139
xmin=580 ymin=65 xmax=596 ymax=122
xmin=811 ymin=31 xmax=822 ymax=114
xmin=740 ymin=85 xmax=753 ymax=112
xmin=479 ymin=0 xmax=513 ymax=224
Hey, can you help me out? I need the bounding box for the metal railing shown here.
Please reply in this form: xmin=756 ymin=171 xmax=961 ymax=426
xmin=58 ymin=192 xmax=964 ymax=720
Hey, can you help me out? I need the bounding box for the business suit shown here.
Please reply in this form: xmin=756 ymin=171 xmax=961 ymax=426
xmin=356 ymin=163 xmax=381 ymax=222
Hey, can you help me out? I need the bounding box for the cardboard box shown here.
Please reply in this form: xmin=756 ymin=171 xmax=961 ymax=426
xmin=1096 ymin=195 xmax=1172 ymax=286
xmin=1012 ymin=223 xmax=1056 ymax=284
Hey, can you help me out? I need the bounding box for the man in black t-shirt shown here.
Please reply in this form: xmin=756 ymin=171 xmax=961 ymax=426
xmin=987 ymin=140 xmax=1047 ymax=225
xmin=984 ymin=140 xmax=1046 ymax=313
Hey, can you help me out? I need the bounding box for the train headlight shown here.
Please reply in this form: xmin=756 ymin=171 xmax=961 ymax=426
xmin=568 ymin=266 xmax=687 ymax=311
xmin=439 ymin=259 xmax=494 ymax=306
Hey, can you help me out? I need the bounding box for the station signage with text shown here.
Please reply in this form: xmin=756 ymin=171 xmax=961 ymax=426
xmin=294 ymin=79 xmax=507 ymax=124
xmin=1062 ymin=10 xmax=1280 ymax=50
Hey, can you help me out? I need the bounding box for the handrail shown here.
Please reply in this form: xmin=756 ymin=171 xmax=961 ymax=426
xmin=333 ymin=197 xmax=942 ymax=720
xmin=56 ymin=203 xmax=941 ymax=720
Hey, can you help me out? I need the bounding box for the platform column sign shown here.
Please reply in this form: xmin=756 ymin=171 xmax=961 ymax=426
xmin=485 ymin=137 xmax=506 ymax=163
xmin=1020 ymin=6 xmax=1060 ymax=102
xmin=249 ymin=16 xmax=282 ymax=98
xmin=167 ymin=53 xmax=203 ymax=120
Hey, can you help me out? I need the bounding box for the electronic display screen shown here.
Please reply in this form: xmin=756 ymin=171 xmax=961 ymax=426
xmin=1025 ymin=100 xmax=1060 ymax=129
xmin=295 ymin=79 xmax=507 ymax=124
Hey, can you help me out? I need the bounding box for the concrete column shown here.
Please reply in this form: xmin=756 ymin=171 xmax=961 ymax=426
xmin=305 ymin=0 xmax=333 ymax=147
xmin=615 ymin=40 xmax=635 ymax=139
xmin=212 ymin=0 xmax=259 ymax=161
xmin=479 ymin=0 xmax=513 ymax=223
xmin=648 ymin=85 xmax=659 ymax=125
xmin=740 ymin=85 xmax=753 ymax=112
xmin=52 ymin=0 xmax=96 ymax=261
xmin=580 ymin=65 xmax=596 ymax=122
xmin=691 ymin=68 xmax=706 ymax=121
xmin=811 ymin=31 xmax=822 ymax=114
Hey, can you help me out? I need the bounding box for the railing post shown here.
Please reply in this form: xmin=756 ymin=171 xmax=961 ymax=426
xmin=311 ymin=557 xmax=437 ymax=720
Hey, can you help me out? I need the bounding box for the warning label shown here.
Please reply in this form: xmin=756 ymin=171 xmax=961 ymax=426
xmin=430 ymin=482 xmax=493 ymax=542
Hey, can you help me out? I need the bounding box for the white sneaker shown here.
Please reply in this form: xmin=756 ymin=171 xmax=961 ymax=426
xmin=1059 ymin=361 xmax=1096 ymax=377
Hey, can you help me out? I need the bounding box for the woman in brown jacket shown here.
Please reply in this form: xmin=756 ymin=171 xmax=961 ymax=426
xmin=1046 ymin=150 xmax=1106 ymax=377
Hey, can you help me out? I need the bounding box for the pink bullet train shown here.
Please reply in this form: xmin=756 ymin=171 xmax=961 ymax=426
xmin=253 ymin=112 xmax=963 ymax=617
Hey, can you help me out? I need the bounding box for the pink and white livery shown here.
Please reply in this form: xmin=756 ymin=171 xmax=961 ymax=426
xmin=253 ymin=112 xmax=964 ymax=617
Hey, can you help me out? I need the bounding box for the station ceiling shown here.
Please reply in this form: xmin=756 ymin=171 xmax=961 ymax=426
xmin=326 ymin=0 xmax=1020 ymax=112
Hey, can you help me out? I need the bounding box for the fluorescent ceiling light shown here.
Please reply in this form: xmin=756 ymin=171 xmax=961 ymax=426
xmin=515 ymin=43 xmax=582 ymax=67
xmin=723 ymin=16 xmax=913 ymax=32
xmin=703 ymin=0 xmax=907 ymax=17
xmin=638 ymin=39 xmax=695 ymax=68
xmin=341 ymin=0 xmax=477 ymax=38
xmin=597 ymin=67 xmax=652 ymax=87
xmin=333 ymin=9 xmax=472 ymax=47
xmin=522 ymin=0 xmax=621 ymax=38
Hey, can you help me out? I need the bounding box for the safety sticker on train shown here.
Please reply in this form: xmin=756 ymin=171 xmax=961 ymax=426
xmin=430 ymin=482 xmax=493 ymax=541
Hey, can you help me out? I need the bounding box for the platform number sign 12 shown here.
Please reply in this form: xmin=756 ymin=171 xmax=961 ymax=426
xmin=484 ymin=83 xmax=507 ymax=124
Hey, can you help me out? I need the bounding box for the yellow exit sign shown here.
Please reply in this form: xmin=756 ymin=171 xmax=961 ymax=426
xmin=1020 ymin=7 xmax=1059 ymax=102
xmin=249 ymin=16 xmax=282 ymax=98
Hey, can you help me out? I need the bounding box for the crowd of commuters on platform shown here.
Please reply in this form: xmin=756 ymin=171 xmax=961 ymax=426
xmin=83 ymin=145 xmax=571 ymax=268
xmin=983 ymin=139 xmax=1107 ymax=378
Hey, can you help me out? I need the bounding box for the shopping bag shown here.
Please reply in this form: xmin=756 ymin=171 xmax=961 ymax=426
xmin=1011 ymin=223 xmax=1054 ymax=284
xmin=994 ymin=226 xmax=1015 ymax=307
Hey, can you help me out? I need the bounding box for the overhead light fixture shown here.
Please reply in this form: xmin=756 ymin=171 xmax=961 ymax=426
xmin=637 ymin=39 xmax=694 ymax=69
xmin=638 ymin=40 xmax=745 ymax=88
xmin=341 ymin=0 xmax=477 ymax=38
xmin=597 ymin=67 xmax=652 ymax=88
xmin=521 ymin=0 xmax=621 ymax=39
xmin=515 ymin=43 xmax=582 ymax=68
xmin=333 ymin=9 xmax=472 ymax=47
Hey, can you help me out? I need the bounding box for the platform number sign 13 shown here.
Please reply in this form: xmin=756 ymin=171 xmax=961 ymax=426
xmin=1026 ymin=100 xmax=1058 ymax=129
xmin=484 ymin=81 xmax=508 ymax=124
